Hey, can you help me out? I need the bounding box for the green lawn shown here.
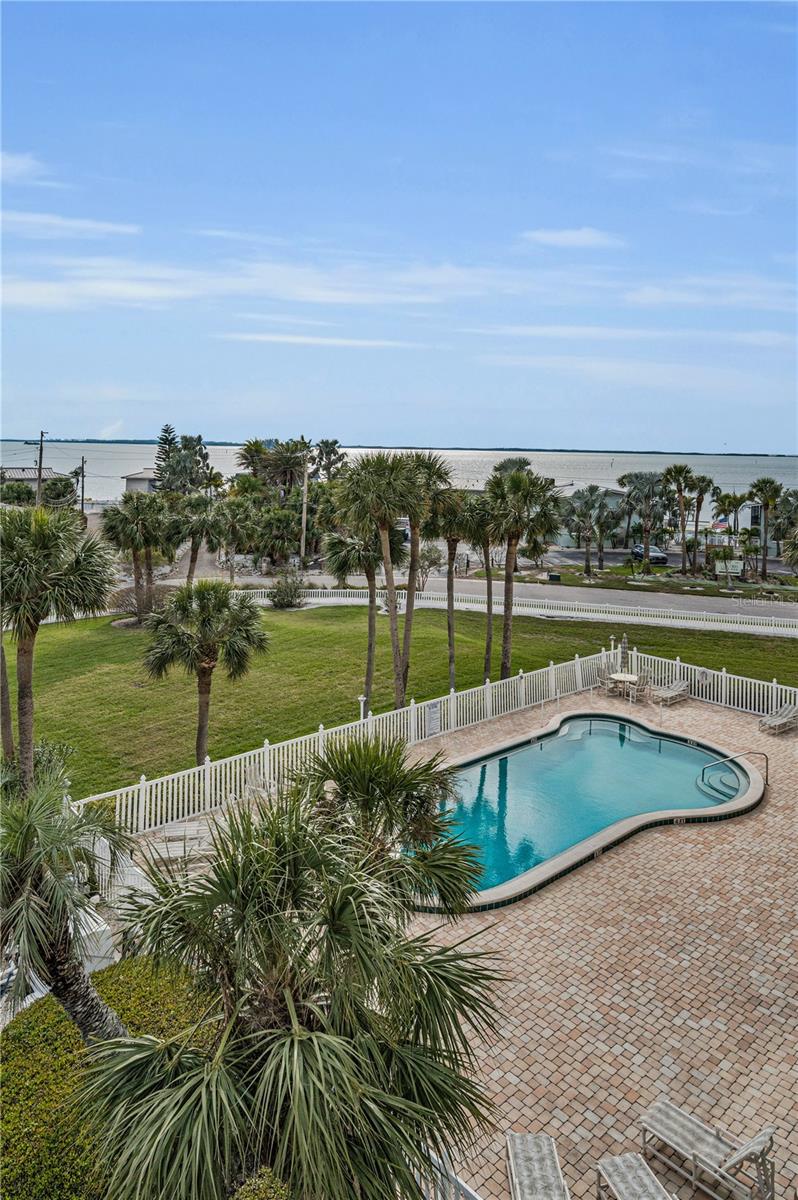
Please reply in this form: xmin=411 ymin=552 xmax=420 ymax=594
xmin=7 ymin=607 xmax=796 ymax=800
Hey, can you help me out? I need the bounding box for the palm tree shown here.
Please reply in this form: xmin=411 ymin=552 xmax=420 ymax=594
xmin=1 ymin=507 xmax=115 ymax=791
xmin=689 ymin=473 xmax=714 ymax=575
xmin=770 ymin=488 xmax=798 ymax=558
xmin=566 ymin=486 xmax=601 ymax=577
xmin=77 ymin=748 xmax=495 ymax=1200
xmin=487 ymin=470 xmax=561 ymax=678
xmin=593 ymin=492 xmax=618 ymax=570
xmin=209 ymin=497 xmax=255 ymax=584
xmin=461 ymin=493 xmax=495 ymax=681
xmin=102 ymin=491 xmax=154 ymax=621
xmin=236 ymin=437 xmax=271 ymax=476
xmin=616 ymin=470 xmax=644 ymax=548
xmin=252 ymin=507 xmax=299 ymax=569
xmin=748 ymin=476 xmax=784 ymax=580
xmin=625 ymin=472 xmax=663 ymax=573
xmin=180 ymin=494 xmax=218 ymax=585
xmin=323 ymin=527 xmax=407 ymax=710
xmin=401 ymin=452 xmax=451 ymax=693
xmin=311 ymin=438 xmax=347 ymax=481
xmin=145 ymin=581 xmax=268 ymax=764
xmin=0 ymin=766 xmax=129 ymax=1042
xmin=782 ymin=525 xmax=798 ymax=570
xmin=424 ymin=488 xmax=467 ymax=690
xmin=336 ymin=453 xmax=421 ymax=708
xmin=662 ymin=464 xmax=696 ymax=574
xmin=1 ymin=635 xmax=14 ymax=760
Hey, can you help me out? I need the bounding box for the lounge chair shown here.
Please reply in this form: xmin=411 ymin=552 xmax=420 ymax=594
xmin=639 ymin=1097 xmax=775 ymax=1200
xmin=650 ymin=680 xmax=689 ymax=707
xmin=629 ymin=670 xmax=650 ymax=704
xmin=507 ymin=1133 xmax=571 ymax=1199
xmin=758 ymin=702 xmax=797 ymax=735
xmin=597 ymin=1152 xmax=677 ymax=1200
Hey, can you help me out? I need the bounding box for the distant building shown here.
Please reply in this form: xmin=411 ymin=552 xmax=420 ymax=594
xmin=123 ymin=468 xmax=158 ymax=494
xmin=0 ymin=466 xmax=66 ymax=483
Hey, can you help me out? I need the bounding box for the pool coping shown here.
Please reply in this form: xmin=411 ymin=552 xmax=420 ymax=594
xmin=423 ymin=709 xmax=767 ymax=913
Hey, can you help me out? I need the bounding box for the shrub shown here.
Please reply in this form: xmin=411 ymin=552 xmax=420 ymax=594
xmin=0 ymin=958 xmax=209 ymax=1200
xmin=231 ymin=1166 xmax=290 ymax=1200
xmin=1 ymin=739 xmax=74 ymax=797
xmin=267 ymin=573 xmax=305 ymax=609
xmin=110 ymin=583 xmax=172 ymax=615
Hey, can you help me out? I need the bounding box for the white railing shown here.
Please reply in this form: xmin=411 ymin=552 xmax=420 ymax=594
xmin=71 ymin=649 xmax=796 ymax=838
xmin=240 ymin=587 xmax=798 ymax=636
xmin=415 ymin=1152 xmax=485 ymax=1200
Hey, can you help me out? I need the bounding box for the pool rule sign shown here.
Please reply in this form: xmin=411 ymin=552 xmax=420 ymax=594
xmin=427 ymin=700 xmax=442 ymax=736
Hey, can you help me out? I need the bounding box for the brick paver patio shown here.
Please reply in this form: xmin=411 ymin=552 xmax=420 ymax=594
xmin=413 ymin=694 xmax=798 ymax=1199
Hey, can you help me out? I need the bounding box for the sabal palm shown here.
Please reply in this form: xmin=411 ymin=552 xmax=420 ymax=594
xmin=1 ymin=506 xmax=115 ymax=789
xmin=336 ymin=453 xmax=422 ymax=708
xmin=180 ymin=494 xmax=218 ymax=585
xmin=145 ymin=581 xmax=268 ymax=764
xmin=566 ymin=486 xmax=602 ymax=577
xmin=401 ymin=452 xmax=452 ymax=692
xmin=209 ymin=497 xmax=255 ymax=583
xmin=592 ymin=492 xmax=617 ymax=570
xmin=486 ymin=470 xmax=561 ymax=678
xmin=253 ymin=506 xmax=300 ymax=567
xmin=324 ymin=526 xmax=407 ymax=709
xmin=236 ymin=438 xmax=271 ymax=476
xmin=662 ymin=464 xmax=696 ymax=573
xmin=424 ymin=488 xmax=467 ymax=689
xmin=102 ymin=491 xmax=159 ymax=620
xmin=689 ymin=474 xmax=714 ymax=575
xmin=0 ymin=767 xmax=128 ymax=1041
xmin=749 ymin=476 xmax=784 ymax=580
xmin=625 ymin=472 xmax=663 ymax=571
xmin=461 ymin=492 xmax=495 ymax=681
xmin=78 ymin=761 xmax=495 ymax=1200
xmin=616 ymin=471 xmax=645 ymax=548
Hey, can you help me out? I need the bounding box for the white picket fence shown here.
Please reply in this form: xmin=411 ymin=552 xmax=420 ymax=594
xmin=71 ymin=649 xmax=796 ymax=839
xmin=242 ymin=586 xmax=798 ymax=636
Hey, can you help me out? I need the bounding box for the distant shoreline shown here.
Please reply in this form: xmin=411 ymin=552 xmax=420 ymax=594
xmin=1 ymin=438 xmax=793 ymax=459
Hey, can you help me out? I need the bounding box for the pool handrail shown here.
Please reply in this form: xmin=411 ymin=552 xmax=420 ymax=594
xmin=700 ymin=750 xmax=769 ymax=787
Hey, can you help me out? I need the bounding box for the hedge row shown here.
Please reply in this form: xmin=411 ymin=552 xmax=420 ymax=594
xmin=1 ymin=958 xmax=286 ymax=1200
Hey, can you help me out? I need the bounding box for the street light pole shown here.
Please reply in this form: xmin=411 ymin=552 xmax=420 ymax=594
xmin=35 ymin=430 xmax=47 ymax=506
xmin=80 ymin=455 xmax=86 ymax=514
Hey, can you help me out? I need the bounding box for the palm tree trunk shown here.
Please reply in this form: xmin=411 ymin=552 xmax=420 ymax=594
xmin=131 ymin=548 xmax=145 ymax=622
xmin=761 ymin=508 xmax=769 ymax=581
xmin=364 ymin=566 xmax=377 ymax=709
xmin=49 ymin=936 xmax=128 ymax=1044
xmin=186 ymin=536 xmax=201 ymax=586
xmin=401 ymin=522 xmax=419 ymax=690
xmin=679 ymin=497 xmax=688 ymax=574
xmin=500 ymin=536 xmax=518 ymax=680
xmin=379 ymin=525 xmax=405 ymax=708
xmin=692 ymin=501 xmax=702 ymax=575
xmin=144 ymin=546 xmax=155 ymax=613
xmin=196 ymin=667 xmax=213 ymax=764
xmin=643 ymin=518 xmax=651 ymax=573
xmin=228 ymin=547 xmax=236 ymax=585
xmin=482 ymin=539 xmax=493 ymax=681
xmin=623 ymin=511 xmax=632 ymax=548
xmin=1 ymin=636 xmax=15 ymax=760
xmin=446 ymin=537 xmax=457 ymax=691
xmin=583 ymin=535 xmax=592 ymax=577
xmin=16 ymin=631 xmax=36 ymax=793
xmin=597 ymin=537 xmax=605 ymax=571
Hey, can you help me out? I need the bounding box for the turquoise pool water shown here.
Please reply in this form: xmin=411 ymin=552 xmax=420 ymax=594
xmin=450 ymin=717 xmax=747 ymax=890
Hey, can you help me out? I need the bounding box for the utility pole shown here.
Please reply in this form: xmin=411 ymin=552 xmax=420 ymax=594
xmin=80 ymin=456 xmax=86 ymax=514
xmin=35 ymin=430 xmax=47 ymax=505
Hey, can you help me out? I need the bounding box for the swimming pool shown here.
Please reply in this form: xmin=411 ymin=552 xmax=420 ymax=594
xmin=449 ymin=714 xmax=752 ymax=898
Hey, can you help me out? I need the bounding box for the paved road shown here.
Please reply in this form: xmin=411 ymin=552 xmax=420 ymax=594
xmin=168 ymin=545 xmax=798 ymax=617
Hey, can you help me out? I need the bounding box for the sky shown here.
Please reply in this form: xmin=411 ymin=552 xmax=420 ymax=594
xmin=2 ymin=1 xmax=796 ymax=452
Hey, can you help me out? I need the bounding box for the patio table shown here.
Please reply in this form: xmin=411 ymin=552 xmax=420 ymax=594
xmin=611 ymin=672 xmax=639 ymax=697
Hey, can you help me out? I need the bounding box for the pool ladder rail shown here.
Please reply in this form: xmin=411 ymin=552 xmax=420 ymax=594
xmin=696 ymin=750 xmax=769 ymax=802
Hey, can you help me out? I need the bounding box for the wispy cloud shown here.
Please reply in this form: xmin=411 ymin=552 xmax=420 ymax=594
xmin=674 ymin=201 xmax=753 ymax=217
xmin=235 ymin=312 xmax=335 ymax=327
xmin=217 ymin=332 xmax=422 ymax=348
xmin=605 ymin=140 xmax=793 ymax=180
xmin=192 ymin=227 xmax=290 ymax=246
xmin=521 ymin=227 xmax=625 ymax=249
xmin=478 ymin=353 xmax=764 ymax=394
xmin=3 ymin=211 xmax=141 ymax=239
xmin=463 ymin=323 xmax=793 ymax=348
xmin=1 ymin=151 xmax=66 ymax=189
xmin=624 ymin=273 xmax=795 ymax=313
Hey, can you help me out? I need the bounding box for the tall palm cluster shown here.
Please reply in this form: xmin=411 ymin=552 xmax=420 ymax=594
xmin=327 ymin=452 xmax=562 ymax=702
xmin=619 ymin=467 xmax=795 ymax=580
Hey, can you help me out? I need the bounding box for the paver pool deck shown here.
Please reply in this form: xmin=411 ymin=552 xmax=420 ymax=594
xmin=412 ymin=694 xmax=798 ymax=1199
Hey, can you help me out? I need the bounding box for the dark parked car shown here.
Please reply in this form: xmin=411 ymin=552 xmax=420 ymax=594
xmin=632 ymin=544 xmax=668 ymax=565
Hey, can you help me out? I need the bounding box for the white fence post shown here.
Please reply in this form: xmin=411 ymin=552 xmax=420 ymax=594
xmin=574 ymin=654 xmax=583 ymax=691
xmin=263 ymin=739 xmax=271 ymax=788
xmin=484 ymin=678 xmax=492 ymax=719
xmin=409 ymin=699 xmax=418 ymax=744
xmin=204 ymin=755 xmax=211 ymax=803
xmin=318 ymin=724 xmax=326 ymax=755
xmin=721 ymin=668 xmax=728 ymax=708
xmin=449 ymin=687 xmax=457 ymax=730
xmin=517 ymin=668 xmax=524 ymax=709
xmin=367 ymin=710 xmax=374 ymax=737
xmin=548 ymin=660 xmax=555 ymax=700
xmin=137 ymin=774 xmax=147 ymax=834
